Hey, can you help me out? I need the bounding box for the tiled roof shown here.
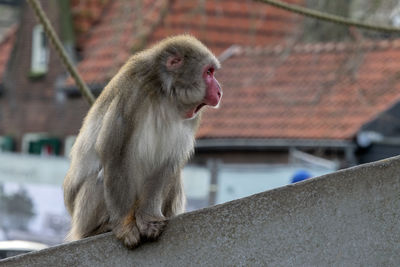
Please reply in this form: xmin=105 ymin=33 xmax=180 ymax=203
xmin=63 ymin=1 xmax=400 ymax=141
xmin=197 ymin=40 xmax=400 ymax=140
xmin=148 ymin=0 xmax=303 ymax=54
xmin=0 ymin=25 xmax=17 ymax=84
xmin=65 ymin=0 xmax=168 ymax=88
xmin=65 ymin=0 xmax=302 ymax=88
xmin=70 ymin=0 xmax=111 ymax=48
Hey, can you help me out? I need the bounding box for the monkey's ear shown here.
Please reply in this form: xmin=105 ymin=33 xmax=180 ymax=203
xmin=166 ymin=55 xmax=183 ymax=70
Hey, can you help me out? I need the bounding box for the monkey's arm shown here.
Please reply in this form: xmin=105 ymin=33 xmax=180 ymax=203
xmin=95 ymin=98 xmax=181 ymax=246
xmin=95 ymin=97 xmax=134 ymax=222
xmin=95 ymin=96 xmax=150 ymax=247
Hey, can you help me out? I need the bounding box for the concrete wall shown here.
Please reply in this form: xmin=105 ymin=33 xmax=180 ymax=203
xmin=1 ymin=156 xmax=400 ymax=266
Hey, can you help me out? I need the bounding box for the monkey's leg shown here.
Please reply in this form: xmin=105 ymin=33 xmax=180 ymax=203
xmin=134 ymin=167 xmax=181 ymax=240
xmin=100 ymin=160 xmax=144 ymax=248
xmin=95 ymin=98 xmax=143 ymax=248
xmin=162 ymin=172 xmax=186 ymax=218
xmin=102 ymin=169 xmax=141 ymax=248
xmin=68 ymin=177 xmax=110 ymax=240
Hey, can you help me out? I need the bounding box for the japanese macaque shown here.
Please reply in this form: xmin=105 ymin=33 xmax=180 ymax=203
xmin=63 ymin=35 xmax=222 ymax=248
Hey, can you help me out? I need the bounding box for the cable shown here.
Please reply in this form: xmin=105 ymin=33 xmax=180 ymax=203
xmin=256 ymin=0 xmax=400 ymax=33
xmin=27 ymin=0 xmax=96 ymax=105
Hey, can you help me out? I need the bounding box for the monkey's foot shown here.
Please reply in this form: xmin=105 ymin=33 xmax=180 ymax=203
xmin=114 ymin=220 xmax=141 ymax=249
xmin=136 ymin=215 xmax=167 ymax=240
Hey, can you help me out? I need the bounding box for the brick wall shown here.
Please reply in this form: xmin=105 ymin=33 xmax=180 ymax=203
xmin=0 ymin=1 xmax=89 ymax=152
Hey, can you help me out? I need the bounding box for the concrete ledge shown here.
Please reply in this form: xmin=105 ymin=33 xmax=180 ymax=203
xmin=1 ymin=157 xmax=400 ymax=266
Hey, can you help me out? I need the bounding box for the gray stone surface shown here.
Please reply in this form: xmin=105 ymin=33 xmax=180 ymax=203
xmin=1 ymin=157 xmax=400 ymax=266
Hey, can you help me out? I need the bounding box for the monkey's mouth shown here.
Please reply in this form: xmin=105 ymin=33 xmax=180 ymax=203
xmin=185 ymin=103 xmax=206 ymax=119
xmin=195 ymin=103 xmax=206 ymax=113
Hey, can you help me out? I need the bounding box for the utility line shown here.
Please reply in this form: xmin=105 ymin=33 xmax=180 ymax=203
xmin=27 ymin=0 xmax=96 ymax=105
xmin=256 ymin=0 xmax=400 ymax=33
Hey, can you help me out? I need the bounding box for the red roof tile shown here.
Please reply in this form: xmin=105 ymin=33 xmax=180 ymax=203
xmin=65 ymin=0 xmax=168 ymax=87
xmin=70 ymin=0 xmax=111 ymax=48
xmin=197 ymin=41 xmax=400 ymax=140
xmin=148 ymin=0 xmax=303 ymax=54
xmin=0 ymin=25 xmax=17 ymax=84
xmin=66 ymin=0 xmax=303 ymax=87
xmin=65 ymin=1 xmax=400 ymax=141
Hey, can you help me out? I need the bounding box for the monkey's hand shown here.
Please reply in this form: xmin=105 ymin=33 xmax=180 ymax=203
xmin=136 ymin=213 xmax=167 ymax=241
xmin=114 ymin=213 xmax=167 ymax=248
xmin=114 ymin=216 xmax=141 ymax=249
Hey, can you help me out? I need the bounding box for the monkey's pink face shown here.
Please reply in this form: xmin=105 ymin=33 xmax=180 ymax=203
xmin=185 ymin=65 xmax=222 ymax=119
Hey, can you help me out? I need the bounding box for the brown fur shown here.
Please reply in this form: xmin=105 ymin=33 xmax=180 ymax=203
xmin=63 ymin=35 xmax=221 ymax=248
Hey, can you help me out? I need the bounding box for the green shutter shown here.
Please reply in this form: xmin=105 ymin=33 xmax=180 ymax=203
xmin=0 ymin=136 xmax=15 ymax=152
xmin=28 ymin=138 xmax=61 ymax=155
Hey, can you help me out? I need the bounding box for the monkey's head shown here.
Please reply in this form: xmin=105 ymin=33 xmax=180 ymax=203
xmin=155 ymin=35 xmax=222 ymax=119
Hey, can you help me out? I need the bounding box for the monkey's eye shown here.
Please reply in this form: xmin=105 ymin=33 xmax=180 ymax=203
xmin=207 ymin=67 xmax=215 ymax=76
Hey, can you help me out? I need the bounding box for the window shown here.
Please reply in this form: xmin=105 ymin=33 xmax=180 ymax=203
xmin=0 ymin=136 xmax=15 ymax=152
xmin=31 ymin=24 xmax=49 ymax=75
xmin=22 ymin=133 xmax=60 ymax=156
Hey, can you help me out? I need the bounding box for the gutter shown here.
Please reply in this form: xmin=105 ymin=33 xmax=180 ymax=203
xmin=195 ymin=138 xmax=355 ymax=151
xmin=195 ymin=138 xmax=357 ymax=166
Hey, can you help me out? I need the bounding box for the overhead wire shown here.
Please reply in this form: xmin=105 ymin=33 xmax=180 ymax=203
xmin=27 ymin=0 xmax=96 ymax=105
xmin=255 ymin=0 xmax=400 ymax=33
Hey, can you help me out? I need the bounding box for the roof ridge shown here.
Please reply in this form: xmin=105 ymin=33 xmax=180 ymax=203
xmin=0 ymin=24 xmax=18 ymax=46
xmin=239 ymin=38 xmax=400 ymax=55
xmin=218 ymin=45 xmax=243 ymax=62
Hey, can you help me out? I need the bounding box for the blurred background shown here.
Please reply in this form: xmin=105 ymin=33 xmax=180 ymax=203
xmin=1 ymin=0 xmax=400 ymax=248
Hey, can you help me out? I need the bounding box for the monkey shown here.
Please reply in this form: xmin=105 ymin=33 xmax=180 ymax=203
xmin=63 ymin=35 xmax=222 ymax=248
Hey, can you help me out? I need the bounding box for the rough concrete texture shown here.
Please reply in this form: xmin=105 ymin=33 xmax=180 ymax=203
xmin=1 ymin=157 xmax=400 ymax=266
